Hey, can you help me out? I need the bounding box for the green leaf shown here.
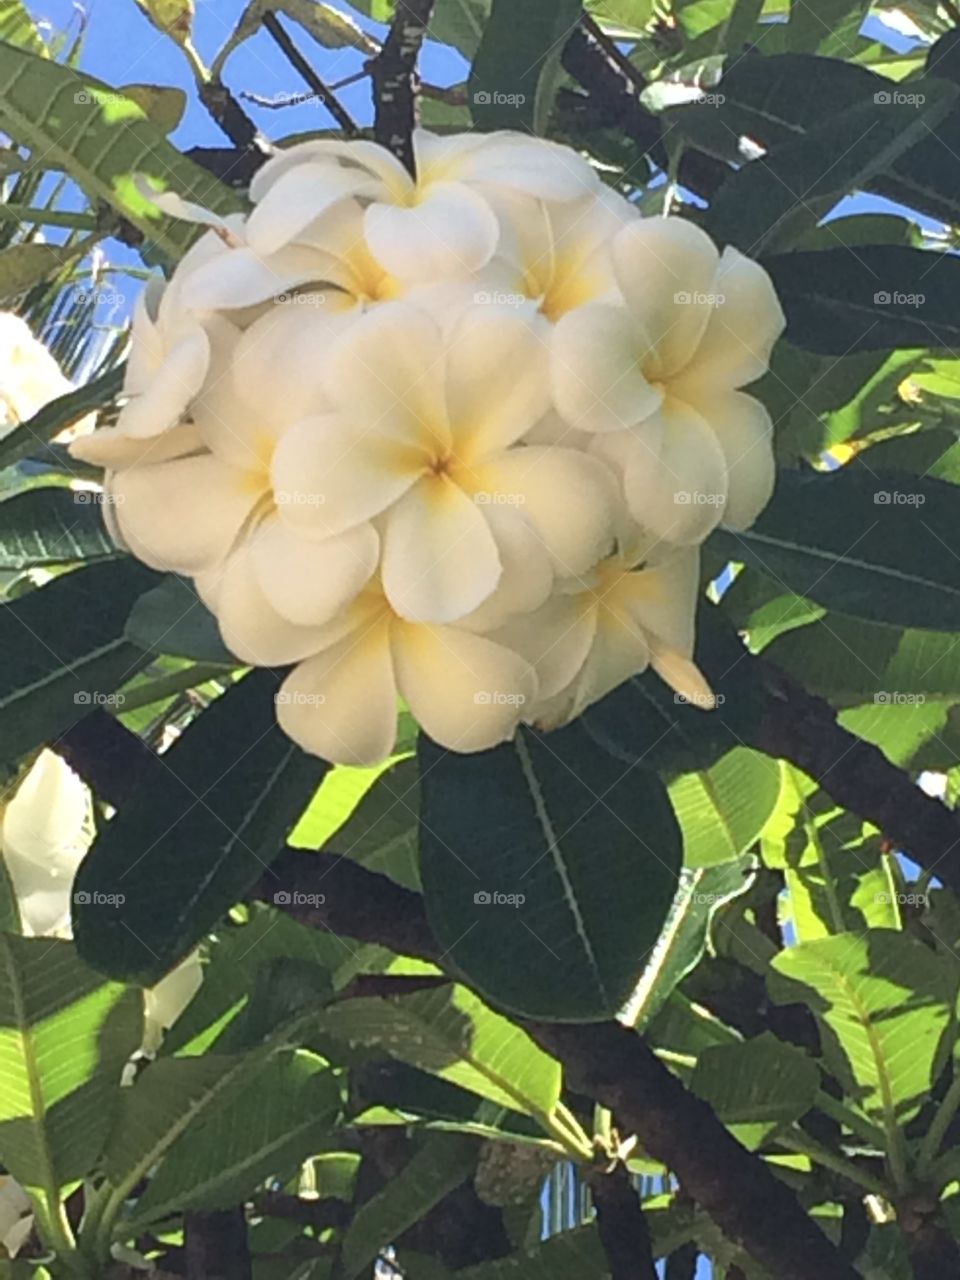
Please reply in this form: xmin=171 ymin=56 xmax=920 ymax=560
xmin=339 ymin=1135 xmax=477 ymax=1278
xmin=710 ymin=467 xmax=960 ymax=630
xmin=318 ymin=755 xmax=420 ymax=889
xmin=669 ymin=747 xmax=783 ymax=868
xmin=317 ymin=982 xmax=561 ymax=1119
xmin=691 ymin=1032 xmax=820 ymax=1149
xmin=124 ymin=1050 xmax=341 ymax=1230
xmin=706 ymin=80 xmax=957 ymax=254
xmin=419 ymin=722 xmax=682 ymax=1021
xmin=0 ymin=2 xmax=48 ymax=56
xmin=768 ymin=930 xmax=957 ymax=1123
xmin=0 ymin=242 xmax=79 ymax=302
xmin=0 ymin=488 xmax=116 ymax=569
xmin=763 ymin=246 xmax=960 ymax=355
xmin=211 ymin=1 xmax=376 ymax=78
xmin=0 ymin=46 xmax=243 ymax=261
xmin=469 ymin=0 xmax=582 ymax=133
xmin=119 ymin=83 xmax=188 ymax=133
xmin=123 ymin=573 xmax=237 ymax=664
xmin=0 ymin=936 xmax=141 ymax=1193
xmin=623 ymin=857 xmax=754 ymax=1029
xmin=73 ymin=670 xmax=330 ymax=984
xmin=0 ymin=362 xmax=124 ymax=472
xmin=0 ymin=559 xmax=156 ymax=764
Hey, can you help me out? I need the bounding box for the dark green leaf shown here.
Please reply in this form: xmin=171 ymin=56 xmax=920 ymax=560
xmin=0 ymin=488 xmax=116 ymax=569
xmin=124 ymin=573 xmax=237 ymax=664
xmin=0 ymin=363 xmax=124 ymax=472
xmin=419 ymin=722 xmax=682 ymax=1021
xmin=0 ymin=558 xmax=156 ymax=764
xmin=469 ymin=0 xmax=581 ymax=133
xmin=710 ymin=467 xmax=960 ymax=630
xmin=691 ymin=1032 xmax=820 ymax=1149
xmin=73 ymin=670 xmax=330 ymax=984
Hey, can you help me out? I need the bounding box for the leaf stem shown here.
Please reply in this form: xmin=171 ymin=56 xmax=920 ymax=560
xmin=550 ymin=1100 xmax=595 ymax=1162
xmin=778 ymin=1130 xmax=889 ymax=1197
xmin=917 ymin=1069 xmax=960 ymax=1177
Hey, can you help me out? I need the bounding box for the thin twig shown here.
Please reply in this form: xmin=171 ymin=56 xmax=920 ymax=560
xmin=261 ymin=12 xmax=360 ymax=135
xmin=587 ymin=1163 xmax=659 ymax=1280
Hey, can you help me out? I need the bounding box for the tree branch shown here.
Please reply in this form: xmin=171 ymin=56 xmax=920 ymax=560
xmin=369 ymin=0 xmax=437 ymax=174
xmin=752 ymin=659 xmax=960 ymax=894
xmin=587 ymin=1162 xmax=659 ymax=1280
xmin=253 ymin=853 xmax=859 ymax=1280
xmin=261 ymin=13 xmax=359 ymax=135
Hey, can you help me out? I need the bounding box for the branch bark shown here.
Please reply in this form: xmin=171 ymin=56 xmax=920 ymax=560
xmin=253 ymin=853 xmax=860 ymax=1280
xmin=587 ymin=1162 xmax=659 ymax=1280
xmin=369 ymin=0 xmax=437 ymax=174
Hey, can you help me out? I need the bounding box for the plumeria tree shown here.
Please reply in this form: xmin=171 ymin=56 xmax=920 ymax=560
xmin=2 ymin=0 xmax=960 ymax=1277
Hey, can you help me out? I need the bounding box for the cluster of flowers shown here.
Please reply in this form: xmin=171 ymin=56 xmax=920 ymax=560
xmin=73 ymin=130 xmax=785 ymax=765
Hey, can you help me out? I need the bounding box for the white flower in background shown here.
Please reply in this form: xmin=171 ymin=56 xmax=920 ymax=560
xmin=0 ymin=1175 xmax=32 ymax=1259
xmin=72 ymin=130 xmax=787 ymax=764
xmin=0 ymin=312 xmax=79 ymax=439
xmin=551 ymin=217 xmax=785 ymax=544
xmin=0 ymin=751 xmax=201 ymax=1049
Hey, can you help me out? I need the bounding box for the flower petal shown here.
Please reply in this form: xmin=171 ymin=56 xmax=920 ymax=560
xmin=213 ymin=543 xmax=335 ymax=665
xmin=322 ymin=301 xmax=448 ymax=441
xmin=116 ymin=325 xmax=210 ymax=439
xmin=616 ymin=549 xmax=701 ymax=657
xmin=381 ymin=475 xmax=502 ymax=623
xmin=111 ymin=454 xmax=261 ymax=572
xmin=364 ymin=181 xmax=500 ymax=282
xmin=462 ymin=134 xmax=601 ymax=201
xmin=70 ymin=420 xmax=203 ymax=469
xmin=673 ymin=247 xmax=785 ymax=393
xmin=246 ymin=163 xmax=378 ymax=255
xmin=393 ymin=622 xmax=536 ymax=753
xmin=551 ymin=301 xmax=662 ymax=433
xmin=444 ymin=302 xmax=551 ymax=460
xmin=611 ymin=218 xmax=720 ymax=379
xmin=651 ymin=648 xmax=715 ymax=708
xmin=180 ymin=246 xmax=330 ymax=312
xmin=593 ymin=401 xmax=729 ymax=546
xmin=276 ymin=623 xmax=399 ymax=766
xmin=251 ymin=517 xmax=379 ymax=627
xmin=466 ymin=445 xmax=618 ymax=576
xmin=681 ymin=389 xmax=775 ymax=531
xmin=251 ymin=140 xmax=411 ymax=203
xmin=271 ymin=414 xmax=423 ymax=539
xmin=460 ymin=504 xmax=554 ymax=632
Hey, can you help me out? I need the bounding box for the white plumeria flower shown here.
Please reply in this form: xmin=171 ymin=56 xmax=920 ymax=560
xmin=246 ymin=129 xmax=603 ymax=286
xmin=0 ymin=751 xmax=202 ymax=1052
xmin=275 ymin=579 xmax=537 ymax=766
xmin=0 ymin=1175 xmax=32 ymax=1258
xmin=551 ymin=217 xmax=785 ymax=544
xmin=0 ymin=312 xmax=92 ymax=441
xmin=1 ymin=750 xmax=93 ymax=937
xmin=271 ymin=299 xmax=617 ymax=624
xmin=500 ymin=545 xmax=713 ymax=728
xmin=141 ymin=949 xmax=204 ymax=1055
